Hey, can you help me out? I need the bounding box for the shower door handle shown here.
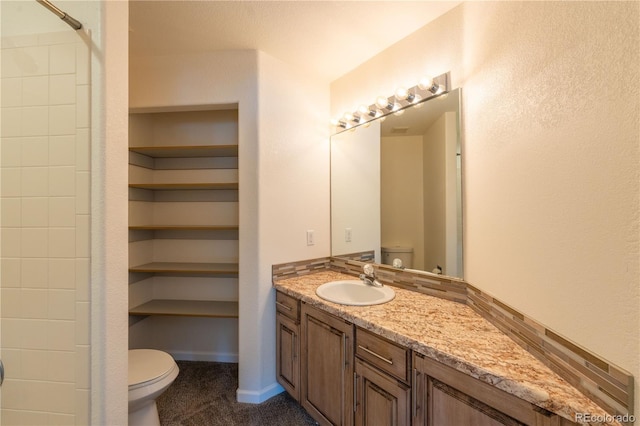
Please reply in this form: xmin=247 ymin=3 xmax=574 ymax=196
xmin=0 ymin=359 xmax=4 ymax=386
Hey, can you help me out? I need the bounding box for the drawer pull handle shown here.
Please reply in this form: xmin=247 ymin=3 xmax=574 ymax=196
xmin=358 ymin=345 xmax=393 ymax=365
xmin=276 ymin=301 xmax=292 ymax=311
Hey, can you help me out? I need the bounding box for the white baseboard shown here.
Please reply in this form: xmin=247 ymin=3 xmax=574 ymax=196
xmin=236 ymin=382 xmax=285 ymax=404
xmin=169 ymin=350 xmax=239 ymax=363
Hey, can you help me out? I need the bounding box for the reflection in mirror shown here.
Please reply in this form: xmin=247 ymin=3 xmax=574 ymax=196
xmin=331 ymin=88 xmax=462 ymax=279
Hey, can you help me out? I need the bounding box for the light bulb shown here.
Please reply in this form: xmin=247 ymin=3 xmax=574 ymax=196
xmin=343 ymin=112 xmax=354 ymax=122
xmin=418 ymin=77 xmax=434 ymax=91
xmin=395 ymin=87 xmax=408 ymax=100
xmin=376 ymin=95 xmax=390 ymax=109
xmin=358 ymin=105 xmax=370 ymax=115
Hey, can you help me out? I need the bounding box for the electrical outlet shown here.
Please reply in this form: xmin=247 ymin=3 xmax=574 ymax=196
xmin=345 ymin=228 xmax=352 ymax=242
xmin=306 ymin=230 xmax=315 ymax=246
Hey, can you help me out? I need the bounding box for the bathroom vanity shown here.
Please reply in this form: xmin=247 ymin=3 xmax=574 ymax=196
xmin=274 ymin=269 xmax=619 ymax=426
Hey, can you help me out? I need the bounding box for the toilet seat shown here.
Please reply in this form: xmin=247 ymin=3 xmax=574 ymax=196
xmin=129 ymin=349 xmax=178 ymax=390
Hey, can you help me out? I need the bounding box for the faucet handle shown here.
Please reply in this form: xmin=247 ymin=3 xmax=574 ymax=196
xmin=363 ymin=263 xmax=375 ymax=276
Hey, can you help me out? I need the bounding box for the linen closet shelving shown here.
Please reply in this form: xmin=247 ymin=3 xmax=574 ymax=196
xmin=128 ymin=107 xmax=239 ymax=329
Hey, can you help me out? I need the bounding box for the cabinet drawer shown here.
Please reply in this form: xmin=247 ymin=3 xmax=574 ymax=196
xmin=276 ymin=291 xmax=299 ymax=321
xmin=356 ymin=327 xmax=410 ymax=383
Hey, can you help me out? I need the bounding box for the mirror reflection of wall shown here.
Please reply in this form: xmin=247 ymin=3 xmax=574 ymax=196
xmin=331 ymin=88 xmax=463 ymax=279
xmin=381 ymin=108 xmax=461 ymax=276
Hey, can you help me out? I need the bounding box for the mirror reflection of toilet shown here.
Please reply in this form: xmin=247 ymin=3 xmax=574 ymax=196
xmin=381 ymin=246 xmax=413 ymax=269
xmin=128 ymin=349 xmax=179 ymax=426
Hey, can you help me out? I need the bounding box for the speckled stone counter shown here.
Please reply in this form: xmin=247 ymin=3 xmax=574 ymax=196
xmin=274 ymin=270 xmax=618 ymax=425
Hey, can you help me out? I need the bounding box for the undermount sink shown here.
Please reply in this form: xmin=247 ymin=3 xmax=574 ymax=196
xmin=315 ymin=280 xmax=395 ymax=306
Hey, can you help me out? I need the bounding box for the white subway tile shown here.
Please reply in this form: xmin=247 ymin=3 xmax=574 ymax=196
xmin=49 ymin=135 xmax=76 ymax=166
xmin=1 ymin=107 xmax=22 ymax=137
xmin=75 ymin=345 xmax=90 ymax=388
xmin=75 ymin=258 xmax=89 ymax=299
xmin=21 ymin=228 xmax=48 ymax=258
xmin=50 ymin=74 xmax=76 ymax=105
xmin=75 ymin=215 xmax=89 ymax=257
xmin=1 ymin=258 xmax=21 ymax=287
xmin=75 ymin=388 xmax=90 ymax=425
xmin=21 ymin=106 xmax=49 ymax=136
xmin=75 ymin=302 xmax=90 ymax=345
xmin=21 ymin=136 xmax=49 ymax=166
xmin=49 ymin=197 xmax=76 ymax=227
xmin=50 ymin=289 xmax=76 ymax=321
xmin=2 ymin=34 xmax=38 ymax=49
xmin=21 ymin=319 xmax=49 ymax=350
xmin=0 ymin=348 xmax=22 ymax=379
xmin=49 ymin=166 xmax=75 ymax=196
xmin=2 ymin=77 xmax=22 ymax=106
xmin=48 ymin=350 xmax=77 ymax=383
xmin=76 ymin=85 xmax=89 ymax=128
xmin=49 ymin=258 xmax=75 ymax=289
xmin=45 ymin=382 xmax=75 ymax=414
xmin=21 ymin=46 xmax=50 ymax=76
xmin=21 ymin=167 xmax=48 ymax=197
xmin=76 ymin=42 xmax=90 ymax=86
xmin=21 ymin=258 xmax=49 ymax=289
xmin=20 ymin=349 xmax=49 ymax=379
xmin=21 ymin=288 xmax=48 ymax=319
xmin=49 ymin=105 xmax=76 ymax=136
xmin=50 ymin=44 xmax=76 ymax=75
xmin=1 ymin=49 xmax=23 ymax=78
xmin=75 ymin=171 xmax=90 ymax=214
xmin=1 ymin=288 xmax=22 ymax=318
xmin=1 ymin=318 xmax=23 ymax=348
xmin=1 ymin=197 xmax=22 ymax=227
xmin=22 ymin=76 xmax=49 ymax=106
xmin=75 ymin=128 xmax=89 ymax=171
xmin=47 ymin=320 xmax=75 ymax=351
xmin=1 ymin=137 xmax=22 ymax=167
xmin=21 ymin=198 xmax=49 ymax=227
xmin=1 ymin=228 xmax=21 ymax=257
xmin=49 ymin=228 xmax=76 ymax=258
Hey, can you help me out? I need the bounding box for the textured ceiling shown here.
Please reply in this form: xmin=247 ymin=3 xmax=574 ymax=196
xmin=129 ymin=1 xmax=460 ymax=82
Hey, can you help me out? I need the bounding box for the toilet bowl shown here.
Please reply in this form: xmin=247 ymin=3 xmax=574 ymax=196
xmin=128 ymin=349 xmax=179 ymax=426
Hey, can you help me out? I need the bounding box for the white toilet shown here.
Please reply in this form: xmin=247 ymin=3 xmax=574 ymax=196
xmin=381 ymin=246 xmax=414 ymax=269
xmin=128 ymin=349 xmax=180 ymax=426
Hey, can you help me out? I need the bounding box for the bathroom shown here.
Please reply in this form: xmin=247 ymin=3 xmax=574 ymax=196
xmin=0 ymin=1 xmax=638 ymax=424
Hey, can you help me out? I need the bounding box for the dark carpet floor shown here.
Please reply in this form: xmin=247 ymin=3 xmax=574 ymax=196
xmin=157 ymin=361 xmax=318 ymax=426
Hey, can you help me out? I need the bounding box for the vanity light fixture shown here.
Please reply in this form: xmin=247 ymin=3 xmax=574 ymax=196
xmin=331 ymin=71 xmax=450 ymax=133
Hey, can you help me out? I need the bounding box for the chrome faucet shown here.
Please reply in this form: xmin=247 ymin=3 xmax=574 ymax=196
xmin=359 ymin=264 xmax=383 ymax=287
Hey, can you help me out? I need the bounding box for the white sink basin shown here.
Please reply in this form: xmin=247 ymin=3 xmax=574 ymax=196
xmin=315 ymin=280 xmax=395 ymax=306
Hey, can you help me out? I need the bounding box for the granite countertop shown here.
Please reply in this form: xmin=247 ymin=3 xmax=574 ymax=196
xmin=274 ymin=270 xmax=617 ymax=425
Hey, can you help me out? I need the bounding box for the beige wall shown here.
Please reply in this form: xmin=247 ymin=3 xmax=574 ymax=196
xmin=331 ymin=1 xmax=640 ymax=413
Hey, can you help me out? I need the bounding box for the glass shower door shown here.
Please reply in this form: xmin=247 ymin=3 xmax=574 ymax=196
xmin=1 ymin=1 xmax=91 ymax=424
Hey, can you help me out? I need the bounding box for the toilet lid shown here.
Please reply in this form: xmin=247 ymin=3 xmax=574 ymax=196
xmin=129 ymin=349 xmax=177 ymax=387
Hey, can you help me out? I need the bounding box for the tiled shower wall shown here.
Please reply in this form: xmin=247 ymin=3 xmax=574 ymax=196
xmin=1 ymin=30 xmax=90 ymax=425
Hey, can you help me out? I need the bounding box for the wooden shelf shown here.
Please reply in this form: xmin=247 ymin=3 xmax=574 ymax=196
xmin=129 ymin=262 xmax=239 ymax=275
xmin=129 ymin=300 xmax=239 ymax=318
xmin=129 ymin=225 xmax=239 ymax=231
xmin=130 ymin=145 xmax=238 ymax=158
xmin=129 ymin=182 xmax=238 ymax=190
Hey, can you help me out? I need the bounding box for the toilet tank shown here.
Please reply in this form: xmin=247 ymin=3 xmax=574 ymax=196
xmin=381 ymin=246 xmax=413 ymax=269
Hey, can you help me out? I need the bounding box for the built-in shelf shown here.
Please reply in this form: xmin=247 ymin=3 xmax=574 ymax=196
xmin=129 ymin=182 xmax=239 ymax=190
xmin=129 ymin=262 xmax=239 ymax=275
xmin=129 ymin=225 xmax=239 ymax=231
xmin=129 ymin=300 xmax=239 ymax=318
xmin=130 ymin=145 xmax=238 ymax=158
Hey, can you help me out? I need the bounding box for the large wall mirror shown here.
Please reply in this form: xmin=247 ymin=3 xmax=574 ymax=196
xmin=331 ymin=88 xmax=463 ymax=279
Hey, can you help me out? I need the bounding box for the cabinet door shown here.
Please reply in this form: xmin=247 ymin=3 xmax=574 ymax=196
xmin=276 ymin=312 xmax=300 ymax=401
xmin=413 ymin=353 xmax=555 ymax=426
xmin=301 ymin=303 xmax=354 ymax=426
xmin=354 ymin=358 xmax=410 ymax=426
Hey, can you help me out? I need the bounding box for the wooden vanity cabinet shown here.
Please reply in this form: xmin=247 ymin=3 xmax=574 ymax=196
xmin=276 ymin=292 xmax=301 ymax=401
xmin=354 ymin=327 xmax=411 ymax=426
xmin=301 ymin=302 xmax=354 ymax=426
xmin=412 ymin=352 xmax=571 ymax=426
